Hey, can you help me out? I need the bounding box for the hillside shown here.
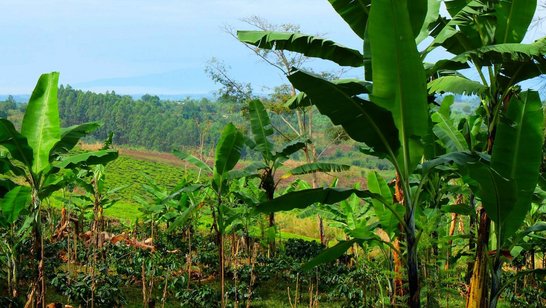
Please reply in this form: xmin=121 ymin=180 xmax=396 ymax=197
xmin=69 ymin=146 xmax=357 ymax=242
xmin=77 ymin=145 xmax=391 ymax=236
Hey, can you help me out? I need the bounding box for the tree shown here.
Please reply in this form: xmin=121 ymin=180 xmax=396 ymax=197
xmin=236 ymin=16 xmax=350 ymax=245
xmin=238 ymin=1 xmax=433 ymax=306
xmin=245 ymin=99 xmax=348 ymax=254
xmin=423 ymin=1 xmax=545 ymax=306
xmin=175 ymin=123 xmax=245 ymax=308
xmin=0 ymin=72 xmax=118 ymax=307
xmin=205 ymin=57 xmax=254 ymax=106
xmin=239 ymin=1 xmax=545 ymax=306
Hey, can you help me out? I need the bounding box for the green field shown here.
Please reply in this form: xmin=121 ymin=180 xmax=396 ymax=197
xmin=49 ymin=149 xmax=352 ymax=242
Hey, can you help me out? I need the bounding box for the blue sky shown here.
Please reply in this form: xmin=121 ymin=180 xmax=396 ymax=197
xmin=1 ymin=1 xmax=544 ymax=96
xmin=0 ymin=0 xmax=362 ymax=95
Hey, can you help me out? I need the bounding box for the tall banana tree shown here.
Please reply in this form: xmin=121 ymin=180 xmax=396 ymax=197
xmin=245 ymin=99 xmax=349 ymax=252
xmin=0 ymin=72 xmax=118 ymax=307
xmin=175 ymin=123 xmax=244 ymax=308
xmin=423 ymin=1 xmax=545 ymax=306
xmin=239 ymin=1 xmax=432 ymax=306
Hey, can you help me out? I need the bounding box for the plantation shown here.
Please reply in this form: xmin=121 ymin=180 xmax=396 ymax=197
xmin=1 ymin=1 xmax=546 ymax=308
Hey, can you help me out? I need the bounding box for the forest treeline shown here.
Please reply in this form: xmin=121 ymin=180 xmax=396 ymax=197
xmin=1 ymin=86 xmax=340 ymax=156
xmin=57 ymin=86 xmax=240 ymax=151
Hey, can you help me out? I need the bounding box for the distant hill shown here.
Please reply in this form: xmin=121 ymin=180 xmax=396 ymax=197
xmin=0 ymin=94 xmax=30 ymax=103
xmin=57 ymin=85 xmax=242 ymax=152
xmin=72 ymin=69 xmax=215 ymax=96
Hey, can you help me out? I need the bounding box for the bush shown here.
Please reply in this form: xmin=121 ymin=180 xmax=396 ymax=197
xmin=283 ymin=239 xmax=324 ymax=261
xmin=51 ymin=267 xmax=126 ymax=307
xmin=175 ymin=285 xmax=220 ymax=307
xmin=326 ymin=264 xmax=387 ymax=308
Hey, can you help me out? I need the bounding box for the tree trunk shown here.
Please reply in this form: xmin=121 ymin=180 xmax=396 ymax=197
xmin=30 ymin=188 xmax=45 ymax=308
xmin=406 ymin=207 xmax=420 ymax=308
xmin=466 ymin=208 xmax=490 ymax=308
xmin=268 ymin=212 xmax=276 ymax=254
xmin=187 ymin=227 xmax=192 ymax=289
xmin=489 ymin=258 xmax=502 ymax=308
xmin=6 ymin=228 xmax=18 ymax=302
xmin=446 ymin=194 xmax=464 ymax=270
xmin=392 ymin=238 xmax=404 ymax=303
xmin=465 ymin=194 xmax=477 ymax=284
xmin=318 ymin=215 xmax=325 ymax=246
xmin=220 ymin=233 xmax=226 ymax=308
xmin=263 ymin=170 xmax=276 ymax=255
xmin=392 ymin=174 xmax=405 ymax=303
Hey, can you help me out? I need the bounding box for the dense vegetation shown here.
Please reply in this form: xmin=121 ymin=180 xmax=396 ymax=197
xmin=1 ymin=1 xmax=546 ymax=308
xmin=56 ymin=86 xmax=343 ymax=155
xmin=58 ymin=87 xmax=234 ymax=151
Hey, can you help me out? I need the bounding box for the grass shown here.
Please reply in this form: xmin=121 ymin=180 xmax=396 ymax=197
xmin=276 ymin=212 xmax=344 ymax=243
xmin=103 ymin=155 xmax=188 ymax=201
xmin=103 ymin=200 xmax=142 ymax=222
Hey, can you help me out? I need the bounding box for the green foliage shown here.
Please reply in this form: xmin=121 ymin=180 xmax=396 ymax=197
xmin=489 ymin=91 xmax=544 ymax=241
xmin=283 ymin=162 xmax=350 ymax=178
xmin=53 ymin=150 xmax=118 ymax=169
xmin=282 ymin=238 xmax=325 ymax=261
xmin=1 ymin=3 xmax=545 ymax=308
xmin=54 ymin=122 xmax=101 ymax=154
xmin=495 ymin=0 xmax=537 ymax=44
xmin=257 ymin=187 xmax=380 ymax=213
xmin=173 ymin=150 xmax=212 ymax=173
xmin=56 ymin=86 xmax=240 ymax=152
xmin=287 ymin=70 xmax=400 ymax=158
xmin=103 ymin=156 xmax=187 ymax=206
xmin=21 ymin=72 xmax=61 ymax=174
xmin=301 ymin=239 xmax=356 ymax=271
xmin=428 ymin=76 xmax=488 ymax=96
xmin=175 ymin=285 xmax=220 ymax=307
xmin=368 ymin=0 xmax=428 ymax=174
xmin=367 ymin=171 xmax=400 ymax=237
xmin=214 ymin=124 xmax=244 ymax=177
xmin=51 ymin=268 xmax=127 ymax=307
xmin=248 ymin=99 xmax=274 ymax=161
xmin=325 ymin=263 xmax=389 ymax=308
xmin=327 ymin=0 xmax=370 ymax=39
xmin=0 ymin=186 xmax=31 ymax=226
xmin=238 ymin=31 xmax=364 ymax=67
xmin=431 ymin=96 xmax=468 ymax=153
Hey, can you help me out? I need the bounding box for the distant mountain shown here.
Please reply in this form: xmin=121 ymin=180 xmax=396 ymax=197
xmin=0 ymin=94 xmax=30 ymax=103
xmin=73 ymin=69 xmax=216 ymax=95
xmin=0 ymin=70 xmax=216 ymax=103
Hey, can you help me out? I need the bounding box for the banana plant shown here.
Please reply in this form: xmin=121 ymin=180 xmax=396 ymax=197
xmin=135 ymin=178 xmax=178 ymax=241
xmin=230 ymin=177 xmax=267 ymax=248
xmin=0 ymin=72 xmax=118 ymax=307
xmin=245 ymin=99 xmax=349 ymax=252
xmin=175 ymin=122 xmax=244 ymax=308
xmin=239 ymin=1 xmax=431 ymax=306
xmin=299 ymin=180 xmax=395 ymax=268
xmin=421 ymin=1 xmax=545 ymax=305
xmin=425 ymin=90 xmax=544 ymax=307
xmin=0 ymin=186 xmax=32 ymax=302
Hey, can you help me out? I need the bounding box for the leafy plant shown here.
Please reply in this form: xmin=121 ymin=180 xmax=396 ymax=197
xmin=238 ymin=1 xmax=545 ymax=306
xmin=175 ymin=285 xmax=220 ymax=308
xmin=51 ymin=267 xmax=126 ymax=307
xmin=422 ymin=1 xmax=545 ymax=305
xmin=238 ymin=1 xmax=430 ymax=306
xmin=0 ymin=72 xmax=118 ymax=305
